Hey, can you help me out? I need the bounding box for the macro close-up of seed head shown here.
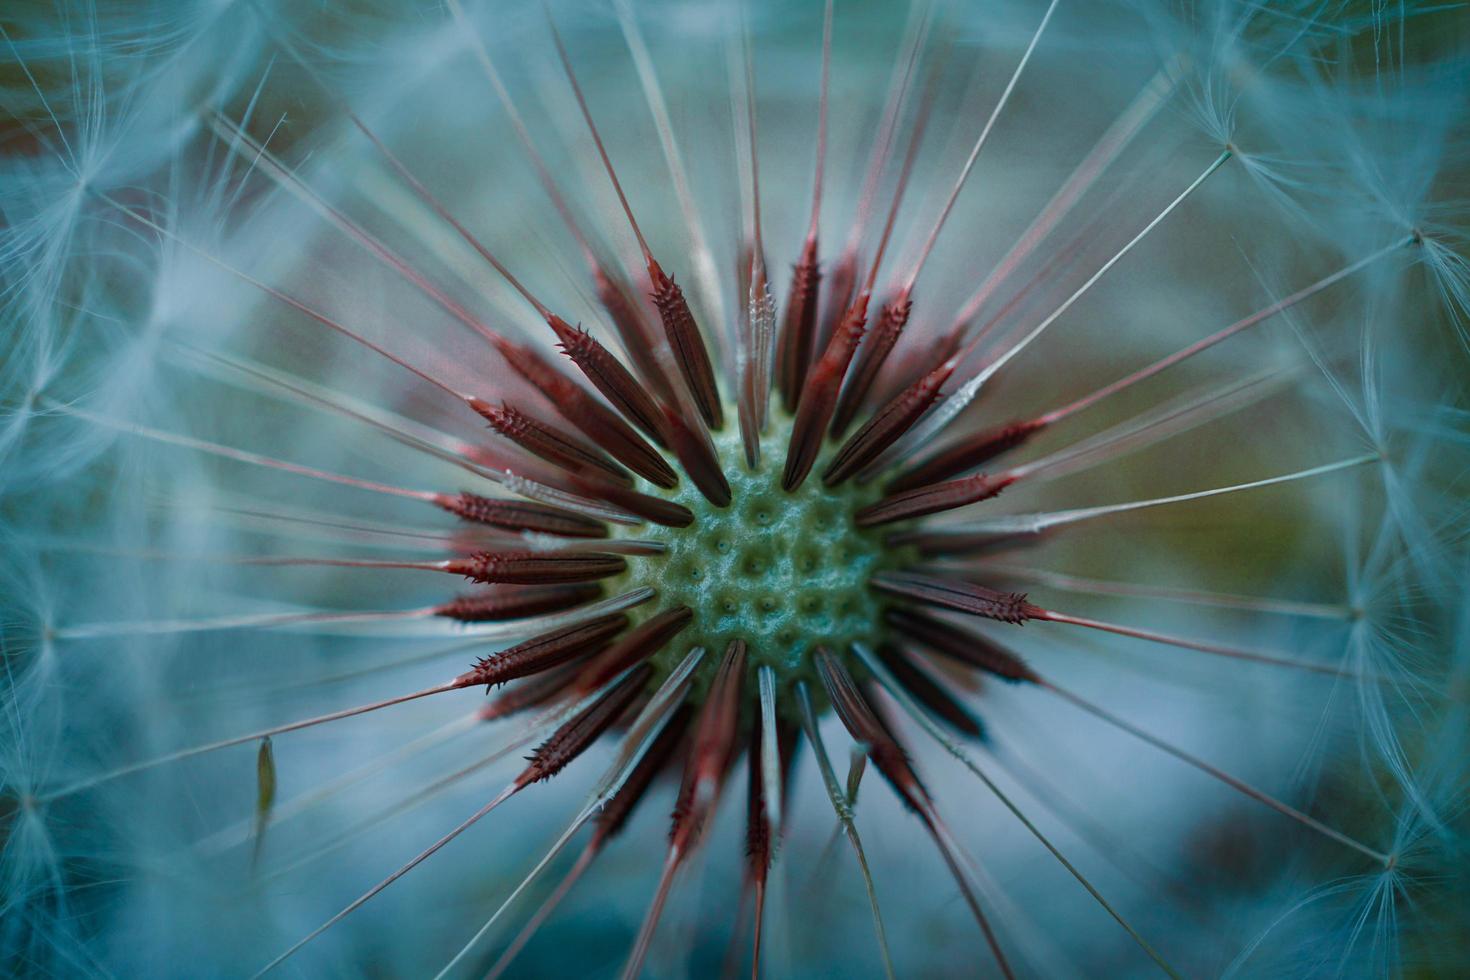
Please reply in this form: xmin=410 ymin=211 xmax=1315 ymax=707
xmin=2 ymin=0 xmax=1469 ymax=977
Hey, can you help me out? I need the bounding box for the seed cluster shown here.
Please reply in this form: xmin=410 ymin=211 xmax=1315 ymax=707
xmin=611 ymin=414 xmax=908 ymax=697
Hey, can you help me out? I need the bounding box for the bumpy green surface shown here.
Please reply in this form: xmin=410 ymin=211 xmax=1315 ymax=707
xmin=609 ymin=412 xmax=907 ymax=701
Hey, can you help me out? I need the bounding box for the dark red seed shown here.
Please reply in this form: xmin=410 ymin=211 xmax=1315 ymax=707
xmin=831 ymin=292 xmax=913 ymax=436
xmin=777 ymin=235 xmax=823 ymax=412
xmin=434 ymin=492 xmax=609 ymax=538
xmin=457 ymin=613 xmax=630 ymax=688
xmin=669 ymin=639 xmax=747 ymax=845
xmin=594 ymin=266 xmax=675 ymax=401
xmin=568 ymin=475 xmax=695 ymax=528
xmin=594 ymin=706 xmax=693 ymax=844
xmin=813 ymin=646 xmax=927 ymax=812
xmin=876 ymin=644 xmax=986 ymax=739
xmin=517 ymin=664 xmax=651 ymax=786
xmin=448 ymin=550 xmax=626 ymax=585
xmin=435 ymin=584 xmax=603 ymax=622
xmin=661 ymin=403 xmax=731 ymax=507
xmin=823 ymin=359 xmax=955 ymax=486
xmin=871 ymin=571 xmax=1037 ymax=625
xmin=888 ymin=418 xmax=1047 ymax=493
xmin=855 ymin=472 xmax=1015 ymax=527
xmin=648 ymin=259 xmax=723 ymax=430
xmin=783 ymin=293 xmax=869 ymax=491
xmin=472 ymin=399 xmax=632 ymax=487
xmin=815 ymin=249 xmax=859 ymax=366
xmin=496 ymin=340 xmax=670 ymax=485
xmin=574 ymin=606 xmax=693 ymax=695
xmin=883 ymin=607 xmax=1040 ymax=683
xmin=548 ymin=314 xmax=673 ymax=455
xmin=481 ymin=664 xmax=582 ymax=720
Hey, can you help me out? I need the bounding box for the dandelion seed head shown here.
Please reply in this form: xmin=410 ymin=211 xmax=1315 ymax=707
xmin=2 ymin=0 xmax=1468 ymax=976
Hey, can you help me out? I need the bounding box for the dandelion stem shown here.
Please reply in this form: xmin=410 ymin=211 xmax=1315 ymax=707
xmin=946 ymin=66 xmax=1177 ymax=336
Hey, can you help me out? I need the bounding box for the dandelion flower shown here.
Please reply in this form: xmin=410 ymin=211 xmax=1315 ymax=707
xmin=2 ymin=0 xmax=1468 ymax=977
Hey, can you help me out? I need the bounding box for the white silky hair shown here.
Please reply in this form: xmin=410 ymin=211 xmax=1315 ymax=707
xmin=2 ymin=0 xmax=1467 ymax=976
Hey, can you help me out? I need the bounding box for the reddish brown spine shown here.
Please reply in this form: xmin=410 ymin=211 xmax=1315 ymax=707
xmin=593 ymin=266 xmax=674 ymax=400
xmin=496 ymin=339 xmax=671 ymax=487
xmin=876 ymin=644 xmax=985 ymax=739
xmin=518 ymin=664 xmax=651 ymax=786
xmin=548 ymin=315 xmax=673 ymax=456
xmin=777 ymin=235 xmax=823 ymax=411
xmin=889 ymin=418 xmax=1047 ymax=493
xmin=448 ymin=550 xmax=626 ymax=585
xmin=822 ymin=359 xmax=955 ymax=486
xmin=830 ymin=293 xmax=913 ymax=436
xmin=882 ymin=607 xmax=1040 ymax=683
xmin=472 ymin=400 xmax=632 ymax=486
xmin=434 ymin=492 xmax=609 ymax=538
xmin=855 ymin=472 xmax=1015 ymax=527
xmin=434 ymin=584 xmax=602 ymax=623
xmin=593 ymin=707 xmax=693 ymax=845
xmin=574 ymin=606 xmax=693 ymax=695
xmin=457 ymin=613 xmax=630 ymax=688
xmin=661 ymin=404 xmax=731 ymax=507
xmin=782 ymin=293 xmax=869 ymax=491
xmin=871 ymin=571 xmax=1037 ymax=625
xmin=648 ymin=259 xmax=723 ymax=430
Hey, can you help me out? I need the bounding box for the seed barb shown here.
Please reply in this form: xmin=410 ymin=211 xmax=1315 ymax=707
xmin=661 ymin=402 xmax=732 ymax=507
xmin=593 ymin=266 xmax=676 ymax=400
xmin=856 ymin=472 xmax=1015 ymax=527
xmin=783 ymin=292 xmax=870 ymax=491
xmin=649 ymin=259 xmax=725 ymax=430
xmin=571 ymin=477 xmax=696 ymax=528
xmin=575 ymin=606 xmax=694 ymax=695
xmin=876 ymin=644 xmax=985 ymax=739
xmin=883 ymin=607 xmax=1040 ymax=683
xmin=434 ymin=584 xmax=603 ymax=623
xmin=518 ymin=665 xmax=651 ymax=786
xmin=494 ymin=340 xmax=668 ymax=485
xmin=672 ymin=639 xmax=748 ymax=843
xmin=814 ymin=647 xmax=926 ymax=810
xmin=594 ymin=706 xmax=693 ymax=845
xmin=824 ymin=358 xmax=956 ymax=486
xmin=832 ymin=291 xmax=913 ymax=436
xmin=777 ymin=235 xmax=823 ymax=411
xmin=434 ymin=492 xmax=609 ymax=538
xmin=471 ymin=399 xmax=632 ymax=487
xmin=458 ymin=614 xmax=630 ymax=688
xmin=448 ymin=550 xmax=627 ymax=585
xmin=548 ymin=314 xmax=674 ymax=458
xmin=871 ymin=572 xmax=1036 ymax=625
xmin=890 ymin=418 xmax=1047 ymax=492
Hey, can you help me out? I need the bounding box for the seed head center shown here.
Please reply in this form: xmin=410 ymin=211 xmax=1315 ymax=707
xmin=612 ymin=412 xmax=905 ymax=697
